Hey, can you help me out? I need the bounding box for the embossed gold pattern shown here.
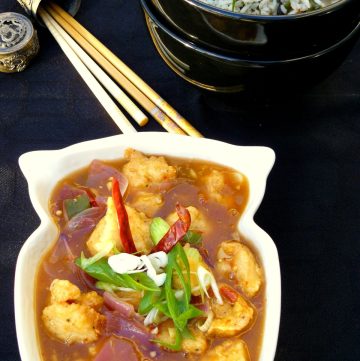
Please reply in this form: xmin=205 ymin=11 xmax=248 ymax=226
xmin=0 ymin=12 xmax=39 ymax=73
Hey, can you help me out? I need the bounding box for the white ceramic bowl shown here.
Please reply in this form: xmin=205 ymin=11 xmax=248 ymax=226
xmin=15 ymin=132 xmax=281 ymax=361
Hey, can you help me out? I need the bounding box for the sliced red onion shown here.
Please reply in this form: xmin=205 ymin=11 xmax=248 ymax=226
xmin=197 ymin=246 xmax=214 ymax=268
xmin=105 ymin=310 xmax=149 ymax=337
xmin=63 ymin=206 xmax=106 ymax=235
xmin=103 ymin=292 xmax=135 ymax=318
xmin=49 ymin=206 xmax=107 ymax=259
xmin=75 ymin=267 xmax=98 ymax=292
xmin=49 ymin=234 xmax=75 ymax=264
xmin=58 ymin=184 xmax=87 ymax=201
xmin=94 ymin=337 xmax=142 ymax=361
xmin=147 ymin=179 xmax=178 ymax=193
xmin=104 ymin=310 xmax=163 ymax=358
xmin=86 ymin=160 xmax=128 ymax=196
xmin=95 ymin=195 xmax=108 ymax=207
xmin=52 ymin=184 xmax=88 ymax=216
xmin=194 ymin=301 xmax=210 ymax=314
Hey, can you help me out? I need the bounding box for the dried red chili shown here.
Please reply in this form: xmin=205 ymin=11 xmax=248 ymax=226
xmin=151 ymin=204 xmax=191 ymax=254
xmin=112 ymin=178 xmax=137 ymax=254
xmin=220 ymin=285 xmax=238 ymax=304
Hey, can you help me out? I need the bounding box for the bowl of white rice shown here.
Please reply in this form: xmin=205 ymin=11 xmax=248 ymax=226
xmin=149 ymin=0 xmax=360 ymax=58
xmin=141 ymin=0 xmax=360 ymax=91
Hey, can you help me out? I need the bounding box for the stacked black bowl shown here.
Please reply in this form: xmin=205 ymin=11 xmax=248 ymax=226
xmin=140 ymin=0 xmax=360 ymax=92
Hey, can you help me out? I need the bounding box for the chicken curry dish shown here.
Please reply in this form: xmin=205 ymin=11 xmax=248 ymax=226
xmin=35 ymin=149 xmax=265 ymax=361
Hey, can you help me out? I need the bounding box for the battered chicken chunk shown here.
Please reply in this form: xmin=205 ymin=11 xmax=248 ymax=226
xmin=87 ymin=197 xmax=152 ymax=255
xmin=200 ymin=339 xmax=250 ymax=361
xmin=182 ymin=324 xmax=208 ymax=355
xmin=155 ymin=320 xmax=175 ymax=348
xmin=122 ymin=149 xmax=177 ymax=188
xmin=207 ymin=287 xmax=255 ymax=338
xmin=167 ymin=206 xmax=208 ymax=233
xmin=42 ymin=279 xmax=105 ymax=344
xmin=201 ymin=170 xmax=225 ymax=202
xmin=42 ymin=303 xmax=104 ymax=344
xmin=87 ymin=197 xmax=119 ymax=256
xmin=200 ymin=170 xmax=244 ymax=206
xmin=125 ymin=205 xmax=153 ymax=253
xmin=50 ymin=279 xmax=81 ymax=304
xmin=130 ymin=191 xmax=164 ymax=217
xmin=78 ymin=291 xmax=103 ymax=311
xmin=156 ymin=320 xmax=208 ymax=355
xmin=216 ymin=241 xmax=263 ymax=298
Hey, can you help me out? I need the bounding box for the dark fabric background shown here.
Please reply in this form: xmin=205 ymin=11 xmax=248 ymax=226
xmin=1 ymin=1 xmax=359 ymax=360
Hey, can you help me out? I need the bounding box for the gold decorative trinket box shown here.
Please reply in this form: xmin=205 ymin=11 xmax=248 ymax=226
xmin=0 ymin=12 xmax=39 ymax=73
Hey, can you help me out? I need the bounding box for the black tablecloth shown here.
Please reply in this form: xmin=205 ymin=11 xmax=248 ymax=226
xmin=1 ymin=1 xmax=359 ymax=360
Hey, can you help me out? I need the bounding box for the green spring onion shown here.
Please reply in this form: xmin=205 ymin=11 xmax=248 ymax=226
xmin=75 ymin=256 xmax=160 ymax=292
xmin=150 ymin=217 xmax=170 ymax=245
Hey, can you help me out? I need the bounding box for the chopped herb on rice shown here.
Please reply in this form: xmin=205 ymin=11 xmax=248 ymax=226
xmin=198 ymin=0 xmax=340 ymax=15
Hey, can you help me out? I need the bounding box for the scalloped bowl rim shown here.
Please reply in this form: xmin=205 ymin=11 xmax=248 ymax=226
xmin=15 ymin=132 xmax=281 ymax=361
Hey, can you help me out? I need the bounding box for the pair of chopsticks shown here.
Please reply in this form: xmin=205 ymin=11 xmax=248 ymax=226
xmin=38 ymin=2 xmax=203 ymax=137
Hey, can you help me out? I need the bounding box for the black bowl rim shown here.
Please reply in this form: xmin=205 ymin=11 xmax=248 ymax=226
xmin=142 ymin=0 xmax=360 ymax=63
xmin=183 ymin=0 xmax=351 ymax=22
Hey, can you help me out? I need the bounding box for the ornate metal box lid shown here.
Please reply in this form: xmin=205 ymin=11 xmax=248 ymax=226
xmin=0 ymin=12 xmax=39 ymax=73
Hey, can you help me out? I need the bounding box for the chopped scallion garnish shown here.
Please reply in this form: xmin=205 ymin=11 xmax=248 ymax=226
xmin=75 ymin=255 xmax=160 ymax=292
xmin=197 ymin=265 xmax=223 ymax=305
xmin=150 ymin=217 xmax=170 ymax=245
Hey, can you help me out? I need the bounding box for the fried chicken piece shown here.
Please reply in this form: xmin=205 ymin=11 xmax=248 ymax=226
xmin=181 ymin=324 xmax=208 ymax=355
xmin=129 ymin=191 xmax=164 ymax=218
xmin=50 ymin=279 xmax=81 ymax=304
xmin=216 ymin=241 xmax=263 ymax=298
xmin=156 ymin=320 xmax=208 ymax=355
xmin=207 ymin=287 xmax=255 ymax=338
xmin=42 ymin=302 xmax=104 ymax=344
xmin=42 ymin=279 xmax=105 ymax=344
xmin=122 ymin=149 xmax=176 ymax=188
xmin=87 ymin=197 xmax=120 ymax=256
xmin=200 ymin=339 xmax=250 ymax=361
xmin=166 ymin=206 xmax=208 ymax=232
xmin=201 ymin=169 xmax=225 ymax=203
xmin=125 ymin=205 xmax=153 ymax=254
xmin=78 ymin=291 xmax=103 ymax=311
xmin=87 ymin=197 xmax=152 ymax=255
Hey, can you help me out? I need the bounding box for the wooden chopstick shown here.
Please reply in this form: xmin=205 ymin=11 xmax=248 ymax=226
xmin=48 ymin=1 xmax=203 ymax=138
xmin=45 ymin=4 xmax=186 ymax=136
xmin=38 ymin=7 xmax=137 ymax=135
xmin=47 ymin=11 xmax=148 ymax=127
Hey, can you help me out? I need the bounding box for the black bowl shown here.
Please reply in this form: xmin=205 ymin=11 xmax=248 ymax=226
xmin=150 ymin=0 xmax=360 ymax=58
xmin=141 ymin=0 xmax=360 ymax=92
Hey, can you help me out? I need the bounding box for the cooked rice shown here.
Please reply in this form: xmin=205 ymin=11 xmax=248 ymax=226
xmin=198 ymin=0 xmax=340 ymax=15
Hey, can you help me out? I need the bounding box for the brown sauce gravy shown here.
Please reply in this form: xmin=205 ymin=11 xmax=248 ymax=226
xmin=35 ymin=156 xmax=265 ymax=361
